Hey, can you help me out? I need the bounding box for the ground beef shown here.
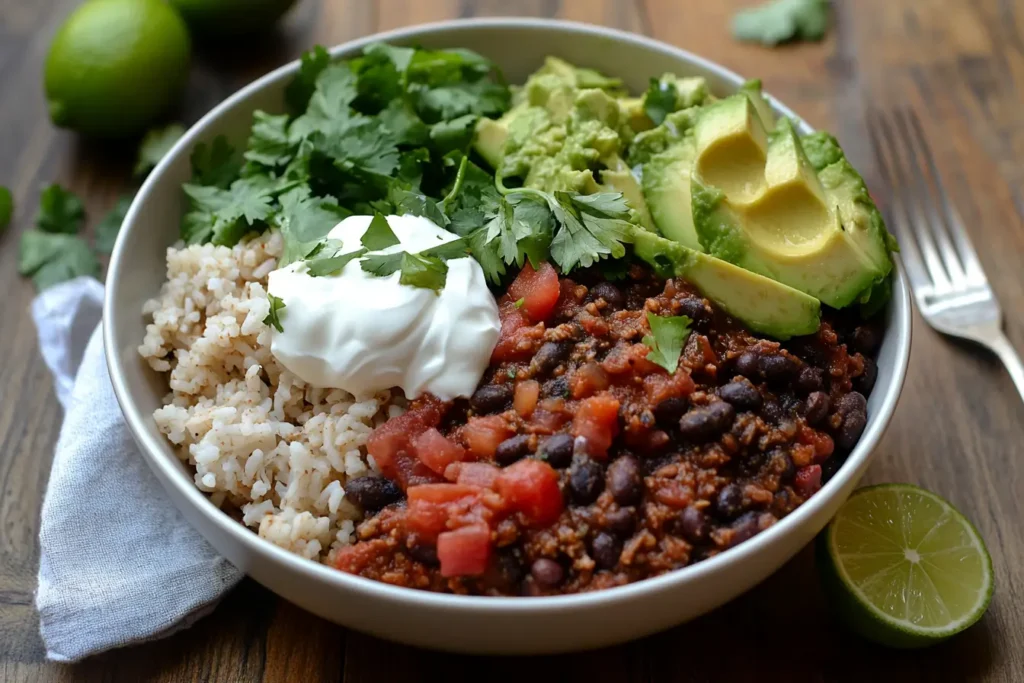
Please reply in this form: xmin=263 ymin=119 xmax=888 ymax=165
xmin=336 ymin=266 xmax=879 ymax=596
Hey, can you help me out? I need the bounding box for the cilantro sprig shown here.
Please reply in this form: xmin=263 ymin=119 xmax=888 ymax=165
xmin=264 ymin=294 xmax=287 ymax=332
xmin=642 ymin=312 xmax=692 ymax=373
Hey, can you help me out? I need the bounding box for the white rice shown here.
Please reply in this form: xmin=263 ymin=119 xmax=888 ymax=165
xmin=139 ymin=231 xmax=396 ymax=565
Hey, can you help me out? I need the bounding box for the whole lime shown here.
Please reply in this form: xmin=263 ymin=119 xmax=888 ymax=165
xmin=44 ymin=0 xmax=191 ymax=139
xmin=169 ymin=0 xmax=299 ymax=36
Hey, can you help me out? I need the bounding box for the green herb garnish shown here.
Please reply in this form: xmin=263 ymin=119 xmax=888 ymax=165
xmin=731 ymin=0 xmax=830 ymax=46
xmin=264 ymin=294 xmax=287 ymax=332
xmin=95 ymin=195 xmax=134 ymax=254
xmin=643 ymin=78 xmax=678 ymax=126
xmin=642 ymin=312 xmax=692 ymax=373
xmin=135 ymin=124 xmax=186 ymax=177
xmin=514 ymin=297 xmax=525 ymax=309
xmin=360 ymin=212 xmax=400 ymax=250
xmin=36 ymin=184 xmax=85 ymax=234
xmin=307 ymin=246 xmax=367 ymax=277
xmin=399 ymin=252 xmax=448 ymax=292
xmin=0 ymin=186 xmax=12 ymax=231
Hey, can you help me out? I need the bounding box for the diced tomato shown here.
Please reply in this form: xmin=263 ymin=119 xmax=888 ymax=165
xmin=437 ymin=524 xmax=492 ymax=577
xmin=460 ymin=414 xmax=512 ymax=459
xmin=602 ymin=343 xmax=661 ymax=376
xmin=572 ymin=393 xmax=621 ymax=459
xmin=643 ymin=370 xmax=695 ymax=405
xmin=445 ymin=461 xmax=502 ymax=488
xmin=366 ymin=395 xmax=446 ymax=486
xmin=570 ymin=362 xmax=609 ymax=399
xmin=652 ymin=480 xmax=692 ymax=508
xmin=390 ymin=452 xmax=444 ymax=489
xmin=406 ymin=483 xmax=480 ymax=538
xmin=491 ymin=301 xmax=544 ymax=362
xmin=411 ymin=428 xmax=468 ymax=475
xmin=508 ymin=262 xmax=560 ymax=322
xmin=495 ymin=459 xmax=564 ymax=527
xmin=528 ymin=409 xmax=569 ymax=434
xmin=794 ymin=465 xmax=823 ymax=497
xmin=514 ymin=380 xmax=540 ymax=418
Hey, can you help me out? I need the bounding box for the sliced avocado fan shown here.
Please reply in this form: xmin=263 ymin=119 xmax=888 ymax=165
xmin=689 ymin=93 xmax=894 ymax=309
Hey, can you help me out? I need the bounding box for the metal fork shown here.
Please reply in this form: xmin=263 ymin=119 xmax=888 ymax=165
xmin=866 ymin=107 xmax=1024 ymax=402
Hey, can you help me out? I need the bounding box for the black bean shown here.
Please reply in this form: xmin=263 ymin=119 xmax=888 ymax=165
xmin=591 ymin=282 xmax=625 ymax=310
xmin=606 ymin=455 xmax=643 ymax=505
xmin=837 ymin=391 xmax=867 ymax=416
xmin=761 ymin=400 xmax=784 ymax=424
xmin=804 ymin=391 xmax=831 ymax=425
xmin=540 ymin=433 xmax=575 ymax=468
xmin=736 ymin=449 xmax=767 ymax=478
xmin=715 ymin=483 xmax=744 ymax=520
xmin=759 ymin=354 xmax=798 ymax=385
xmin=469 ymin=384 xmax=513 ymax=414
xmin=796 ymin=366 xmax=825 ymax=394
xmin=679 ymin=297 xmax=712 ymax=328
xmin=851 ymin=325 xmax=881 ymax=354
xmin=729 ymin=511 xmax=762 ymax=547
xmin=718 ymin=379 xmax=762 ymax=411
xmin=345 ymin=476 xmax=403 ymax=512
xmin=856 ymin=357 xmax=877 ymax=395
xmin=494 ymin=434 xmax=533 ymax=466
xmin=542 ymin=375 xmax=570 ymax=399
xmin=568 ymin=457 xmax=605 ymax=504
xmin=770 ymin=450 xmax=796 ymax=482
xmin=532 ymin=341 xmax=573 ymax=374
xmin=407 ymin=542 xmax=439 ymax=566
xmin=837 ymin=410 xmax=867 ymax=451
xmin=679 ymin=506 xmax=710 ymax=542
xmin=734 ymin=351 xmax=761 ymax=377
xmin=604 ymin=507 xmax=637 ymax=538
xmin=678 ymin=402 xmax=735 ymax=441
xmin=530 ymin=558 xmax=564 ymax=586
xmin=591 ymin=532 xmax=622 ymax=569
xmin=497 ymin=548 xmax=525 ymax=585
xmin=653 ymin=396 xmax=689 ymax=427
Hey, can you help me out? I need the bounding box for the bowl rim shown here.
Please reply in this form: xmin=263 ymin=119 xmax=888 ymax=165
xmin=104 ymin=17 xmax=912 ymax=614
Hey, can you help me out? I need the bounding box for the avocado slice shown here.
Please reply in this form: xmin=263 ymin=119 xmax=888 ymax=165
xmin=689 ymin=95 xmax=894 ymax=309
xmin=641 ymin=134 xmax=701 ymax=249
xmin=474 ymin=117 xmax=508 ymax=170
xmin=600 ymin=157 xmax=654 ymax=231
xmin=738 ymin=79 xmax=775 ymax=132
xmin=631 ymin=229 xmax=820 ymax=339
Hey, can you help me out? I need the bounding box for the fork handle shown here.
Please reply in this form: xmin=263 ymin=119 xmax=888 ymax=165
xmin=988 ymin=333 xmax=1024 ymax=404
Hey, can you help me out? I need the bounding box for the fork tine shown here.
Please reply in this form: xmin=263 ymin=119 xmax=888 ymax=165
xmin=873 ymin=109 xmax=953 ymax=294
xmin=866 ymin=110 xmax=944 ymax=295
xmin=903 ymin=110 xmax=987 ymax=286
xmin=893 ymin=108 xmax=970 ymax=289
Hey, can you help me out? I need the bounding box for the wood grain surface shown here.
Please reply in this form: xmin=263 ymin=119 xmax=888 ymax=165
xmin=1 ymin=0 xmax=1023 ymax=681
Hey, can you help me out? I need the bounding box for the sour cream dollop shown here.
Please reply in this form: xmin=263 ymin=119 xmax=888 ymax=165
xmin=267 ymin=214 xmax=500 ymax=400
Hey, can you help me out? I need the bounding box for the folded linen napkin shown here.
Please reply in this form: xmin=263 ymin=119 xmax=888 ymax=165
xmin=32 ymin=277 xmax=242 ymax=662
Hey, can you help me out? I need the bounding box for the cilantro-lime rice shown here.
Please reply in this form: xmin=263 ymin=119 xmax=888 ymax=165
xmin=141 ymin=43 xmax=895 ymax=591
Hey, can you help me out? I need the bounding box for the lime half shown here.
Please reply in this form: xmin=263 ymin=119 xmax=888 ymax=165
xmin=818 ymin=484 xmax=993 ymax=648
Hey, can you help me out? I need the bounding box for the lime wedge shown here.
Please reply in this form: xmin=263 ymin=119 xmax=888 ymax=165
xmin=817 ymin=484 xmax=993 ymax=648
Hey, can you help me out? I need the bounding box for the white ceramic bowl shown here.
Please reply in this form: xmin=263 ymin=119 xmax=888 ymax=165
xmin=104 ymin=18 xmax=911 ymax=654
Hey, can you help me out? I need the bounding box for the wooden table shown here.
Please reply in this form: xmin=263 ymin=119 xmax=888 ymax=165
xmin=2 ymin=0 xmax=1023 ymax=680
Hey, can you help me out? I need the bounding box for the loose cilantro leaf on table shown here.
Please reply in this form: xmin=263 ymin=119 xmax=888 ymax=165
xmin=732 ymin=0 xmax=830 ymax=46
xmin=95 ymin=195 xmax=134 ymax=253
xmin=36 ymin=184 xmax=85 ymax=234
xmin=0 ymin=186 xmax=12 ymax=231
xmin=135 ymin=124 xmax=185 ymax=177
xmin=360 ymin=212 xmax=400 ymax=250
xmin=643 ymin=78 xmax=678 ymax=126
xmin=642 ymin=312 xmax=692 ymax=374
xmin=264 ymin=294 xmax=287 ymax=332
xmin=18 ymin=231 xmax=99 ymax=292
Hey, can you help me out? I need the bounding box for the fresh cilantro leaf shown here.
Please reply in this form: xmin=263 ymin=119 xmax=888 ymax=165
xmin=0 ymin=186 xmax=12 ymax=232
xmin=360 ymin=250 xmax=404 ymax=277
xmin=36 ymin=184 xmax=85 ymax=234
xmin=245 ymin=111 xmax=293 ymax=168
xmin=732 ymin=0 xmax=830 ymax=46
xmin=448 ymin=206 xmax=485 ymax=236
xmin=429 ymin=114 xmax=478 ymax=154
xmin=413 ymin=80 xmax=509 ymax=122
xmin=276 ymin=186 xmax=350 ymax=265
xmin=290 ymin=64 xmax=363 ymax=140
xmin=365 ymin=42 xmax=416 ymax=74
xmin=399 ymin=251 xmax=447 ymax=292
xmin=96 ymin=195 xmax=133 ymax=253
xmin=309 ymin=123 xmax=401 ymax=181
xmin=420 ymin=237 xmax=469 ymax=260
xmin=547 ymin=191 xmax=634 ymax=272
xmin=135 ymin=123 xmax=185 ymax=177
xmin=642 ymin=312 xmax=692 ymax=373
xmin=18 ymin=231 xmax=99 ymax=291
xmin=191 ymin=136 xmax=241 ymax=188
xmin=307 ymin=246 xmax=367 ymax=277
xmin=353 ymin=43 xmax=413 ymax=113
xmin=264 ymin=294 xmax=287 ymax=332
xmin=388 ymin=184 xmax=449 ymax=226
xmin=361 ymin=212 xmax=400 ymax=250
xmin=466 ymin=225 xmax=507 ymax=285
xmin=378 ymin=100 xmax=430 ymax=146
xmin=286 ymin=46 xmax=331 ymax=113
xmin=182 ymin=175 xmax=290 ymax=246
xmin=643 ymin=77 xmax=678 ymax=126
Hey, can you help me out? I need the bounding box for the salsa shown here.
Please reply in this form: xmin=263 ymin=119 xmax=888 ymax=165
xmin=335 ymin=263 xmax=880 ymax=595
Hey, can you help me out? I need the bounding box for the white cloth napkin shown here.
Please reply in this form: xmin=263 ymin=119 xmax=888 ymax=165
xmin=32 ymin=277 xmax=243 ymax=662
